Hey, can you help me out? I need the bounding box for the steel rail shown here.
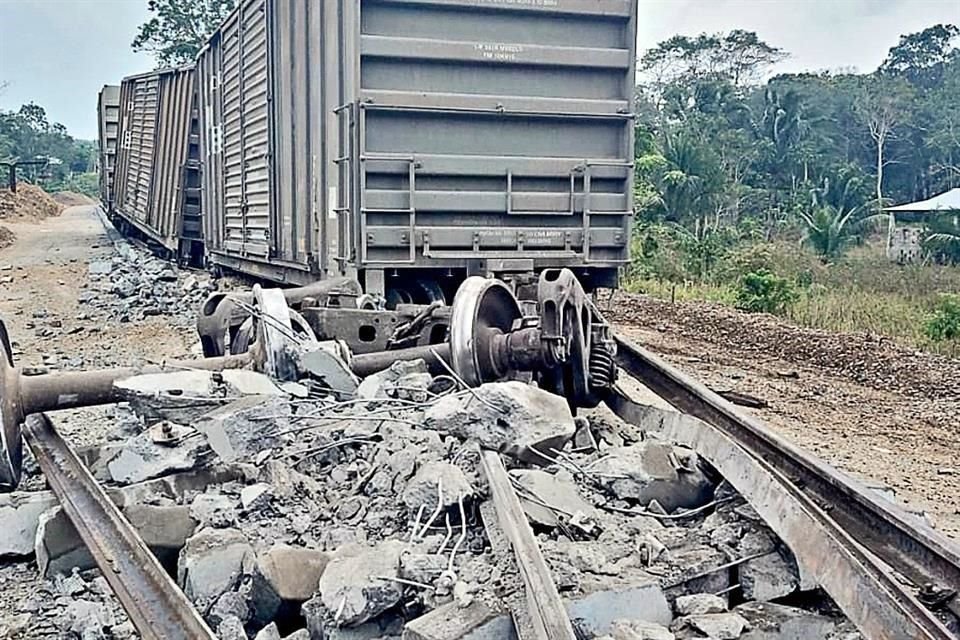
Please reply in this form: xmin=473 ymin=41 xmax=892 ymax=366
xmin=611 ymin=334 xmax=960 ymax=640
xmin=22 ymin=413 xmax=217 ymax=640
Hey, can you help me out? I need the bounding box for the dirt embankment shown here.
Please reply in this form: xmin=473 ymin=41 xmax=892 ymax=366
xmin=0 ymin=183 xmax=65 ymax=222
xmin=609 ymin=292 xmax=960 ymax=539
xmin=608 ymin=292 xmax=960 ymax=400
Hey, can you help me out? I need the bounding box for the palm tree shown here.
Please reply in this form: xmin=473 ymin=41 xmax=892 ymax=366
xmin=923 ymin=210 xmax=960 ymax=264
xmin=796 ymin=169 xmax=885 ymax=260
xmin=797 ymin=204 xmax=861 ymax=259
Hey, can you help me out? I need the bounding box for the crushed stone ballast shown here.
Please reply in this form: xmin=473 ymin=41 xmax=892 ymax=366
xmin=0 ymin=267 xmax=957 ymax=640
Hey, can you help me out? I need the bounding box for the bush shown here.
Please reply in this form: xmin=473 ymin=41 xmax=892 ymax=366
xmin=924 ymin=294 xmax=960 ymax=342
xmin=48 ymin=172 xmax=99 ymax=198
xmin=734 ymin=270 xmax=798 ymax=315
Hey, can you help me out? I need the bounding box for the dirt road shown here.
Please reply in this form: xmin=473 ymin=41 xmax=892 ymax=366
xmin=0 ymin=205 xmax=194 ymax=369
xmin=1 ymin=205 xmax=199 ymax=638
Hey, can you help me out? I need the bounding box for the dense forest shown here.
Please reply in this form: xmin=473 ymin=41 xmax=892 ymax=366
xmin=0 ymin=98 xmax=98 ymax=196
xmin=629 ymin=24 xmax=960 ymax=352
xmin=632 ymin=24 xmax=960 ymax=270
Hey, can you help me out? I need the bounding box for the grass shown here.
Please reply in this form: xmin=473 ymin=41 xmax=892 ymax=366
xmin=625 ymin=242 xmax=960 ymax=357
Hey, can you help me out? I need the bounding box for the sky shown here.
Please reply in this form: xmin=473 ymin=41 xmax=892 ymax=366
xmin=0 ymin=0 xmax=958 ymax=140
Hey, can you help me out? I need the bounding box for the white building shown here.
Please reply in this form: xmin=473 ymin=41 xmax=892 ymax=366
xmin=884 ymin=188 xmax=960 ymax=263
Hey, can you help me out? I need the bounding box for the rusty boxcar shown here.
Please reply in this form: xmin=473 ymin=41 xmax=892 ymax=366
xmin=196 ymin=0 xmax=637 ymax=303
xmin=112 ymin=66 xmax=203 ymax=262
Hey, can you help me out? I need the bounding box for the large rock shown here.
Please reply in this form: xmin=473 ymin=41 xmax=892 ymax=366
xmin=123 ymin=504 xmax=197 ymax=565
xmin=216 ymin=615 xmax=247 ymax=640
xmin=65 ymin=599 xmax=115 ymax=638
xmin=735 ymin=602 xmax=838 ymax=640
xmin=35 ymin=507 xmax=95 ymax=577
xmin=674 ymin=593 xmax=726 ymax=616
xmin=196 ymin=395 xmax=290 ymax=463
xmin=177 ymin=527 xmax=254 ymax=606
xmin=566 ymin=581 xmax=672 ymax=636
xmin=107 ymin=430 xmax=208 ymax=485
xmin=609 ymin=619 xmax=675 ymax=640
xmin=318 ymin=541 xmax=407 ymax=627
xmin=402 ymin=600 xmax=517 ymax=640
xmin=511 ymin=469 xmax=597 ymax=528
xmin=591 ymin=442 xmax=714 ymax=511
xmin=423 ymin=382 xmax=575 ymax=463
xmin=256 ymin=544 xmax=331 ymax=603
xmin=402 ymin=462 xmax=474 ymax=514
xmin=189 ymin=493 xmax=238 ymax=529
xmin=0 ymin=491 xmax=58 ymax=556
xmin=740 ymin=551 xmax=799 ymax=602
xmin=356 ymin=359 xmax=428 ymax=401
xmin=114 ymin=369 xmax=285 ymax=424
xmin=209 ymin=591 xmax=251 ymax=628
xmin=674 ymin=613 xmax=748 ymax=640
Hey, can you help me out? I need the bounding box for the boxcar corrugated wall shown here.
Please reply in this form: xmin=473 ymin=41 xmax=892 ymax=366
xmin=198 ymin=0 xmax=637 ymax=292
xmin=96 ymin=85 xmax=120 ymax=209
xmin=113 ymin=65 xmax=202 ymax=257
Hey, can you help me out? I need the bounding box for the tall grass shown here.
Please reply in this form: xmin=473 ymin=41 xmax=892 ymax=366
xmin=625 ymin=242 xmax=960 ymax=357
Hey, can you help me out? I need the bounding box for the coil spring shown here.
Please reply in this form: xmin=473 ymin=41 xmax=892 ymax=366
xmin=588 ymin=341 xmax=615 ymax=389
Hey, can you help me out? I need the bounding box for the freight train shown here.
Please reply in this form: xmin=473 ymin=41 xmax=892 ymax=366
xmin=97 ymin=0 xmax=638 ymax=305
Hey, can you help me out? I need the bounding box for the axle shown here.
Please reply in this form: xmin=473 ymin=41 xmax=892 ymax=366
xmin=0 ymin=332 xmax=252 ymax=490
xmin=1 ymin=268 xmax=617 ymax=492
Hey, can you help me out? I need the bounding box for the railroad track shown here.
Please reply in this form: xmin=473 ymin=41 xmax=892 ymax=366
xmin=22 ymin=413 xmax=216 ymax=640
xmin=11 ymin=336 xmax=960 ymax=640
xmin=609 ymin=335 xmax=960 ymax=640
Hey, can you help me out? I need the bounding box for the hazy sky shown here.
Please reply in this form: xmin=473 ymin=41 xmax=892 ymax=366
xmin=0 ymin=0 xmax=958 ymax=140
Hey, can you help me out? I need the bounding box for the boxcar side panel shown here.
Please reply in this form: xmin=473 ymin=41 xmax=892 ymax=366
xmin=96 ymin=85 xmax=120 ymax=209
xmin=113 ymin=67 xmax=197 ymax=253
xmin=198 ymin=36 xmax=226 ymax=254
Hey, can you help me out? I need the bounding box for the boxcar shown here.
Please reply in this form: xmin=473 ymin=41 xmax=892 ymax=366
xmin=197 ymin=0 xmax=637 ymax=302
xmin=96 ymin=85 xmax=121 ymax=211
xmin=113 ymin=65 xmax=203 ymax=262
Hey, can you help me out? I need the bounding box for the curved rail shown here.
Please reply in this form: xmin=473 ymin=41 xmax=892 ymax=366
xmin=611 ymin=334 xmax=960 ymax=639
xmin=22 ymin=413 xmax=217 ymax=640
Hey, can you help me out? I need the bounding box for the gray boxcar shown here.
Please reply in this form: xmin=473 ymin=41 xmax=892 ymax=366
xmin=113 ymin=65 xmax=203 ymax=261
xmin=96 ymin=85 xmax=120 ymax=210
xmin=198 ymin=0 xmax=636 ymax=300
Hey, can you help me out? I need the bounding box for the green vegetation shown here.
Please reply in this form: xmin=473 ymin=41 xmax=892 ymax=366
xmin=734 ymin=270 xmax=798 ymax=314
xmin=630 ymin=24 xmax=960 ymax=355
xmin=0 ymin=103 xmax=97 ymax=196
xmin=925 ymin=295 xmax=960 ymax=343
xmin=133 ymin=0 xmax=236 ymax=66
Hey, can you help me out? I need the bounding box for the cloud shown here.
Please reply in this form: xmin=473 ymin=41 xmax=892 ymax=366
xmin=637 ymin=0 xmax=958 ymax=76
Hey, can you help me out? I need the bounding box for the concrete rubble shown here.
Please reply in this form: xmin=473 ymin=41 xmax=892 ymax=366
xmin=1 ymin=348 xmax=863 ymax=640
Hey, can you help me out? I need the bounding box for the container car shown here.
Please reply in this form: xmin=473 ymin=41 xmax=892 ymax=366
xmin=112 ymin=65 xmax=203 ymax=263
xmin=196 ymin=0 xmax=637 ymax=304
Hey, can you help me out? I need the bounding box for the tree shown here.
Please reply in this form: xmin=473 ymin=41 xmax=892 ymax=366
xmin=0 ymin=102 xmax=95 ymax=187
xmin=640 ymin=30 xmax=787 ymax=89
xmin=638 ymin=130 xmax=726 ymax=226
xmin=879 ymin=24 xmax=959 ymax=89
xmin=854 ymin=76 xmax=913 ymax=233
xmin=796 ymin=171 xmax=878 ymax=260
xmin=132 ymin=0 xmax=236 ymax=67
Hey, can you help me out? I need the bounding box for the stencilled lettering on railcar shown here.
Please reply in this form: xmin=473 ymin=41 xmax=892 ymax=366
xmin=474 ymin=42 xmax=524 ymax=62
xmin=473 ymin=0 xmax=560 ymax=7
xmin=524 ymin=230 xmax=566 ymax=244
